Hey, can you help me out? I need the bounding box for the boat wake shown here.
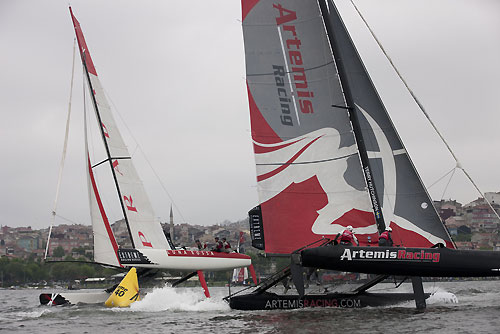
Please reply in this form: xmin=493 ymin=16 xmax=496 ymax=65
xmin=427 ymin=287 xmax=459 ymax=305
xmin=14 ymin=308 xmax=54 ymax=319
xmin=121 ymin=286 xmax=230 ymax=312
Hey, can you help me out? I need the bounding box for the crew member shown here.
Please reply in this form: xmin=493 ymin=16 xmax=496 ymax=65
xmin=334 ymin=225 xmax=359 ymax=246
xmin=212 ymin=237 xmax=223 ymax=252
xmin=195 ymin=239 xmax=207 ymax=250
xmin=378 ymin=227 xmax=393 ymax=246
xmin=222 ymin=238 xmax=231 ymax=253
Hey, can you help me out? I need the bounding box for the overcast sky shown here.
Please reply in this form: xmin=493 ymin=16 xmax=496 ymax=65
xmin=1 ymin=0 xmax=499 ymax=230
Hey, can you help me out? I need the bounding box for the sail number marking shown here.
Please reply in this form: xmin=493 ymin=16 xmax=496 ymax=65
xmin=114 ymin=285 xmax=128 ymax=297
xmin=138 ymin=231 xmax=153 ymax=248
xmin=123 ymin=196 xmax=137 ymax=212
xmin=112 ymin=160 xmax=124 ymax=176
xmin=102 ymin=122 xmax=110 ymax=138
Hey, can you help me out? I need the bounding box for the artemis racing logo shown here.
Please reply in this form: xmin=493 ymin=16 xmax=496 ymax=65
xmin=340 ymin=248 xmax=441 ymax=263
xmin=272 ymin=3 xmax=315 ymax=127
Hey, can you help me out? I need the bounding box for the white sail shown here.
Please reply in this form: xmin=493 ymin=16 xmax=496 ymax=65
xmin=70 ymin=8 xmax=169 ymax=251
xmin=88 ymin=76 xmax=169 ymax=250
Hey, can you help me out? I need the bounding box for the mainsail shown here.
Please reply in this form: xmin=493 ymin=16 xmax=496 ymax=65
xmin=70 ymin=8 xmax=170 ymax=258
xmin=242 ymin=0 xmax=454 ymax=254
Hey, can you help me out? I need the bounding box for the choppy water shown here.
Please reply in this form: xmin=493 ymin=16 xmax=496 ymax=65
xmin=2 ymin=280 xmax=500 ymax=333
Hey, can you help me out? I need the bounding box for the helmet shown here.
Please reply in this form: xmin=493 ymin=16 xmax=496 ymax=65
xmin=386 ymin=227 xmax=392 ymax=232
xmin=347 ymin=225 xmax=353 ymax=232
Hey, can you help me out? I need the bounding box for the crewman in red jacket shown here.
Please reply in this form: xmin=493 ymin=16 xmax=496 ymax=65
xmin=378 ymin=227 xmax=393 ymax=246
xmin=212 ymin=237 xmax=223 ymax=252
xmin=334 ymin=225 xmax=359 ymax=246
xmin=222 ymin=238 xmax=232 ymax=253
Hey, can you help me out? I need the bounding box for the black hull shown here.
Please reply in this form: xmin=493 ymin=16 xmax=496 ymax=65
xmin=301 ymin=246 xmax=500 ymax=277
xmin=228 ymin=291 xmax=429 ymax=310
xmin=39 ymin=293 xmax=69 ymax=306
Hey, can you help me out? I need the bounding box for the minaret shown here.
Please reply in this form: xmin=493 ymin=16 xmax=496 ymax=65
xmin=169 ymin=205 xmax=174 ymax=241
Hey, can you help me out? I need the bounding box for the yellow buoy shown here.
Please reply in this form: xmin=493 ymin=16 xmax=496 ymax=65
xmin=105 ymin=267 xmax=140 ymax=307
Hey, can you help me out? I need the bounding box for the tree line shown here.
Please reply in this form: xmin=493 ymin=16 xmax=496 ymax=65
xmin=0 ymin=250 xmax=291 ymax=287
xmin=0 ymin=256 xmax=118 ymax=287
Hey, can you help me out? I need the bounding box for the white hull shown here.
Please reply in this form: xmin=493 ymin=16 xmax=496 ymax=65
xmin=40 ymin=291 xmax=110 ymax=306
xmin=119 ymin=248 xmax=252 ymax=271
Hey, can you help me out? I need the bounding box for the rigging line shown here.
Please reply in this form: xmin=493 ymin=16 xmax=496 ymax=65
xmin=101 ymin=88 xmax=188 ymax=224
xmin=349 ymin=0 xmax=500 ymax=222
xmin=427 ymin=167 xmax=457 ymax=190
xmin=441 ymin=167 xmax=457 ymax=200
xmin=54 ymin=214 xmax=84 ymax=226
xmin=256 ymin=152 xmax=357 ymax=166
xmin=45 ymin=38 xmax=77 ymax=260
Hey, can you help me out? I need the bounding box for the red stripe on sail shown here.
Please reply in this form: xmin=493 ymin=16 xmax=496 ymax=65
xmin=242 ymin=0 xmax=260 ymax=22
xmin=253 ymin=137 xmax=304 ymax=154
xmin=88 ymin=155 xmax=121 ymax=266
xmin=260 ymin=176 xmax=327 ymax=254
xmin=247 ymin=82 xmax=281 ymax=145
xmin=389 ymin=223 xmax=455 ymax=249
xmin=256 ymin=136 xmax=321 ymax=182
xmin=331 ymin=210 xmax=376 ymax=228
xmin=260 ymin=176 xmax=376 ymax=253
xmin=69 ymin=7 xmax=98 ymax=76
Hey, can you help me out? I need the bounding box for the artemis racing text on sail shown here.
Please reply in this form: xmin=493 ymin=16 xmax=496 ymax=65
xmin=273 ymin=3 xmax=314 ymax=126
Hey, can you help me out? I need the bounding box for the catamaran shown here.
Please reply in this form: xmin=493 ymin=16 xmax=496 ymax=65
xmin=226 ymin=0 xmax=500 ymax=310
xmin=40 ymin=7 xmax=255 ymax=306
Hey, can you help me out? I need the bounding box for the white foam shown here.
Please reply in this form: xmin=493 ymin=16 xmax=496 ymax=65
xmin=124 ymin=286 xmax=230 ymax=312
xmin=16 ymin=308 xmax=53 ymax=319
xmin=427 ymin=287 xmax=459 ymax=305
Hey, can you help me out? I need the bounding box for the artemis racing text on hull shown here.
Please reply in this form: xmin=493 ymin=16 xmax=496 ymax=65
xmin=228 ymin=291 xmax=427 ymax=310
xmin=300 ymin=245 xmax=500 ymax=277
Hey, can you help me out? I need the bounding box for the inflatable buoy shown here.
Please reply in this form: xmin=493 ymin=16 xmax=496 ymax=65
xmin=105 ymin=267 xmax=140 ymax=307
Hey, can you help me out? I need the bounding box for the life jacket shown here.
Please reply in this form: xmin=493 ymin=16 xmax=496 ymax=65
xmin=224 ymin=241 xmax=231 ymax=249
xmin=213 ymin=240 xmax=223 ymax=252
xmin=340 ymin=230 xmax=354 ymax=243
xmin=379 ymin=231 xmax=389 ymax=240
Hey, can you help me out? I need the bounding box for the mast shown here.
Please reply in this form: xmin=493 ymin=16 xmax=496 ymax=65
xmin=318 ymin=0 xmax=386 ymax=233
xmin=70 ymin=5 xmax=134 ymax=247
xmin=80 ymin=51 xmax=135 ymax=248
xmin=70 ymin=7 xmax=171 ymax=250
